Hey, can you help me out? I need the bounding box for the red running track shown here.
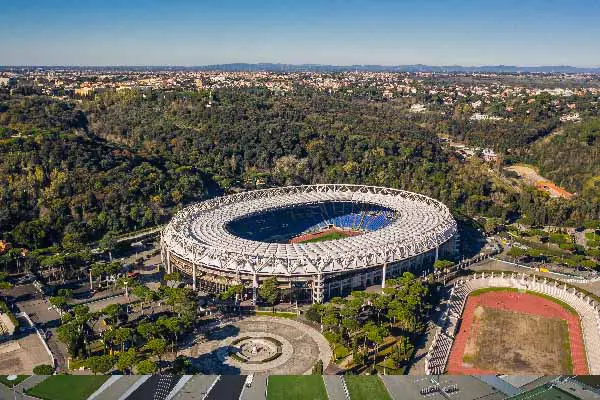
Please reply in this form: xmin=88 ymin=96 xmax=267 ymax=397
xmin=446 ymin=290 xmax=588 ymax=375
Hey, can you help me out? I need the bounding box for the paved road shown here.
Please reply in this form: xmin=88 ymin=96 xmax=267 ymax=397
xmin=323 ymin=375 xmax=347 ymax=400
xmin=205 ymin=376 xmax=246 ymax=400
xmin=126 ymin=375 xmax=182 ymax=400
xmin=92 ymin=376 xmax=142 ymax=400
xmin=240 ymin=375 xmax=267 ymax=400
xmin=172 ymin=375 xmax=218 ymax=400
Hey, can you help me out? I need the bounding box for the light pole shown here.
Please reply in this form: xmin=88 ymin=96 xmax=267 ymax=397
xmin=6 ymin=375 xmax=17 ymax=400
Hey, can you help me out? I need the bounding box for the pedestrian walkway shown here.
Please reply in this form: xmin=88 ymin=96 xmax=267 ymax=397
xmin=94 ymin=376 xmax=142 ymax=400
xmin=171 ymin=375 xmax=219 ymax=400
xmin=16 ymin=375 xmax=48 ymax=392
xmin=323 ymin=375 xmax=348 ymax=400
xmin=88 ymin=375 xmax=122 ymax=400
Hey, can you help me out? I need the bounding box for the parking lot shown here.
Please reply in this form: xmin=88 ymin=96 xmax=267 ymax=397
xmin=1 ymin=283 xmax=67 ymax=371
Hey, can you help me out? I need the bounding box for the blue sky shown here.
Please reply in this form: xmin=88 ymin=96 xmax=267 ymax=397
xmin=1 ymin=0 xmax=599 ymax=66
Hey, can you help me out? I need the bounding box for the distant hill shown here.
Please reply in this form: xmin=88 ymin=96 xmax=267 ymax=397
xmin=194 ymin=63 xmax=600 ymax=74
xmin=2 ymin=64 xmax=600 ymax=74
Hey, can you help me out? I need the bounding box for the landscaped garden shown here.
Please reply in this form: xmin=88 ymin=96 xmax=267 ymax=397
xmin=0 ymin=375 xmax=29 ymax=387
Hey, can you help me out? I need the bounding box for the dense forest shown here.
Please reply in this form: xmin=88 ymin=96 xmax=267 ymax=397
xmin=0 ymin=86 xmax=598 ymax=250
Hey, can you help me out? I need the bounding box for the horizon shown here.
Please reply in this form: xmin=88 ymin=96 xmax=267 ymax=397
xmin=1 ymin=0 xmax=600 ymax=66
xmin=2 ymin=62 xmax=600 ymax=69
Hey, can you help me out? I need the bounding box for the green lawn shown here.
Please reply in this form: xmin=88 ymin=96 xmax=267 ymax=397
xmin=267 ymin=376 xmax=327 ymax=400
xmin=26 ymin=375 xmax=109 ymax=400
xmin=0 ymin=375 xmax=29 ymax=387
xmin=255 ymin=310 xmax=297 ymax=319
xmin=300 ymin=231 xmax=348 ymax=243
xmin=345 ymin=376 xmax=391 ymax=400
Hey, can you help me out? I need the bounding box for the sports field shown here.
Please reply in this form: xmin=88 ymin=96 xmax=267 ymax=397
xmin=300 ymin=231 xmax=348 ymax=242
xmin=290 ymin=228 xmax=360 ymax=244
xmin=267 ymin=376 xmax=328 ymax=400
xmin=447 ymin=290 xmax=587 ymax=375
xmin=26 ymin=375 xmax=109 ymax=400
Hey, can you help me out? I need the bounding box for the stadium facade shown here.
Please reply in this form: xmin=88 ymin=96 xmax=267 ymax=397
xmin=161 ymin=184 xmax=458 ymax=303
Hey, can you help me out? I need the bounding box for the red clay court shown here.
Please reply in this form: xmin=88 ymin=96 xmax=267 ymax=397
xmin=447 ymin=290 xmax=588 ymax=375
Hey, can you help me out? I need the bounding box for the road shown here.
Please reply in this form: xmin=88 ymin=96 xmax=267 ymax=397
xmin=126 ymin=375 xmax=182 ymax=400
xmin=205 ymin=375 xmax=246 ymax=400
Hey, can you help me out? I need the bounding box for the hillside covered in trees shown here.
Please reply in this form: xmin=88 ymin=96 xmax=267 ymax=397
xmin=0 ymin=86 xmax=598 ymax=250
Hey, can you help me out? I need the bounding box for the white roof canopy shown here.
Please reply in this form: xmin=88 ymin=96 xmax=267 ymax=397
xmin=162 ymin=184 xmax=457 ymax=276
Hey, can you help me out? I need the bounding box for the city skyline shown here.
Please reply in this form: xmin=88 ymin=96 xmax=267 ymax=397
xmin=1 ymin=0 xmax=600 ymax=66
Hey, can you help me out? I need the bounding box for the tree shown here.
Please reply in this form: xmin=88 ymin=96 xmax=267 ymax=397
xmin=433 ymin=259 xmax=455 ymax=271
xmin=144 ymin=338 xmax=168 ymax=373
xmin=136 ymin=359 xmax=157 ymax=375
xmin=258 ymin=277 xmax=280 ymax=309
xmin=101 ymin=303 xmax=122 ymax=326
xmin=163 ymin=271 xmax=182 ymax=282
xmin=57 ymin=322 xmax=83 ymax=358
xmin=116 ymin=349 xmax=138 ymax=374
xmin=113 ymin=327 xmax=133 ymax=353
xmin=49 ymin=296 xmax=68 ymax=311
xmin=99 ymin=231 xmax=117 ymax=262
xmin=32 ymin=364 xmax=55 ymax=375
xmin=171 ymin=355 xmax=195 ymax=374
xmin=133 ymin=285 xmax=156 ymax=314
xmin=137 ymin=321 xmax=159 ymax=341
xmin=86 ymin=355 xmax=115 ymax=375
xmin=159 ymin=317 xmax=183 ymax=355
xmin=365 ymin=322 xmax=389 ymax=367
xmin=390 ymin=336 xmax=414 ymax=368
xmin=312 ymin=359 xmax=324 ymax=375
xmin=305 ymin=304 xmax=323 ymax=323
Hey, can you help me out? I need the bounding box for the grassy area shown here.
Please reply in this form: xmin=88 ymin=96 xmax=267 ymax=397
xmin=559 ymin=319 xmax=574 ymax=373
xmin=300 ymin=231 xmax=348 ymax=243
xmin=254 ymin=310 xmax=297 ymax=319
xmin=0 ymin=375 xmax=29 ymax=387
xmin=267 ymin=376 xmax=328 ymax=400
xmin=376 ymin=357 xmax=405 ymax=375
xmin=344 ymin=376 xmax=391 ymax=400
xmin=509 ymin=235 xmax=571 ymax=257
xmin=509 ymin=385 xmax=580 ymax=400
xmin=334 ymin=343 xmax=350 ymax=360
xmin=26 ymin=376 xmax=109 ymax=400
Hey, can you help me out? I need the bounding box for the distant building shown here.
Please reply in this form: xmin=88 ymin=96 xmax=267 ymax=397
xmin=0 ymin=240 xmax=10 ymax=255
xmin=410 ymin=103 xmax=426 ymax=113
xmin=74 ymin=87 xmax=95 ymax=97
xmin=560 ymin=113 xmax=581 ymax=122
xmin=470 ymin=113 xmax=503 ymax=121
xmin=0 ymin=313 xmax=16 ymax=338
xmin=482 ymin=148 xmax=498 ymax=162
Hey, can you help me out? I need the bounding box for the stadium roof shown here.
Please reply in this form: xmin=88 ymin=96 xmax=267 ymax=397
xmin=162 ymin=184 xmax=457 ymax=276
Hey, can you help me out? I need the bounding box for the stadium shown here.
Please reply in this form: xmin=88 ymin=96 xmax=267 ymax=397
xmin=426 ymin=272 xmax=600 ymax=375
xmin=160 ymin=184 xmax=458 ymax=303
